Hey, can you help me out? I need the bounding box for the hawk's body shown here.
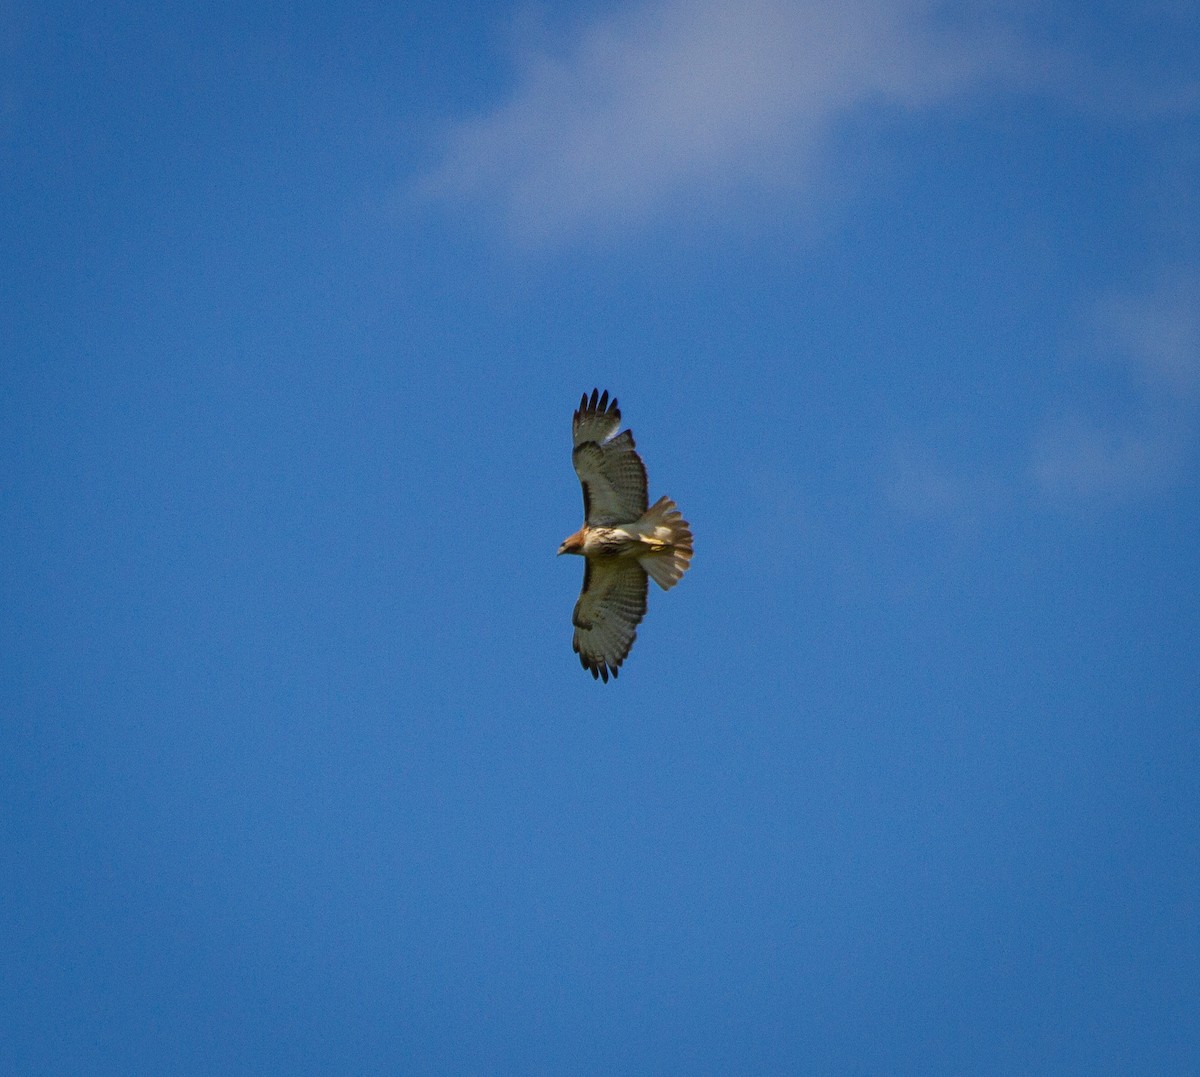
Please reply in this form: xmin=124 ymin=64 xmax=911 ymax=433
xmin=558 ymin=389 xmax=693 ymax=681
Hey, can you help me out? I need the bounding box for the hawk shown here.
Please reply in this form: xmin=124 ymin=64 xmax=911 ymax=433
xmin=558 ymin=389 xmax=693 ymax=681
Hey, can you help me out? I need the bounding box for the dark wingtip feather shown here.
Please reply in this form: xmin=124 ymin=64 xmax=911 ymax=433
xmin=575 ymin=389 xmax=620 ymax=424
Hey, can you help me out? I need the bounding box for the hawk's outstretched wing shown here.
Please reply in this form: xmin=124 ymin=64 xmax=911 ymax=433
xmin=572 ymin=389 xmax=648 ymax=526
xmin=571 ymin=557 xmax=648 ymax=682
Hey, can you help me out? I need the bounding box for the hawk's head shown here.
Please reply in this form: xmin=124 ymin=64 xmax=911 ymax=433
xmin=558 ymin=529 xmax=586 ymax=556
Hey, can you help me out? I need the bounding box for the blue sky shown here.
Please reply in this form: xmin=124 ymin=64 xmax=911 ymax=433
xmin=2 ymin=1 xmax=1198 ymax=1073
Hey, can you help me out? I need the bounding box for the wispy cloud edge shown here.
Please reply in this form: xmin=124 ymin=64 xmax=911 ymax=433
xmin=414 ymin=0 xmax=1015 ymax=243
xmin=1031 ymin=272 xmax=1200 ymax=504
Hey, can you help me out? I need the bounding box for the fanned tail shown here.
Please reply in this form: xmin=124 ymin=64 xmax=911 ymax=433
xmin=637 ymin=495 xmax=694 ymax=591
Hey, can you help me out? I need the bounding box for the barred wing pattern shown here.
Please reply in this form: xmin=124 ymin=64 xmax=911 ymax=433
xmin=572 ymin=389 xmax=648 ymax=526
xmin=571 ymin=558 xmax=649 ymax=683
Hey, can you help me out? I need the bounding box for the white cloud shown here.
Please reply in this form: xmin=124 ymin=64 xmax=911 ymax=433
xmin=1095 ymin=276 xmax=1200 ymax=402
xmin=1031 ymin=273 xmax=1200 ymax=503
xmin=416 ymin=0 xmax=1000 ymax=242
xmin=882 ymin=273 xmax=1200 ymax=518
xmin=1031 ymin=417 xmax=1182 ymax=502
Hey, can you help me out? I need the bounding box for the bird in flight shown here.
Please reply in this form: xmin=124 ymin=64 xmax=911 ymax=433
xmin=558 ymin=389 xmax=693 ymax=681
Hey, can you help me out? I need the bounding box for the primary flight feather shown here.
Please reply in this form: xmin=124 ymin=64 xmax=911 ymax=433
xmin=558 ymin=389 xmax=693 ymax=682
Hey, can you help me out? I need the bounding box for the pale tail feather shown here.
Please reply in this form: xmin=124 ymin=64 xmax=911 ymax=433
xmin=637 ymin=495 xmax=694 ymax=591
